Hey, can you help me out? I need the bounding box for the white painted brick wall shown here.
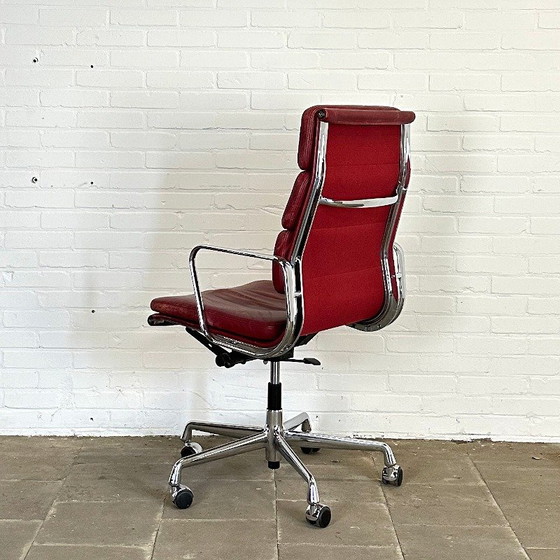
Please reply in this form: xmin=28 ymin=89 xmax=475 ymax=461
xmin=1 ymin=0 xmax=559 ymax=442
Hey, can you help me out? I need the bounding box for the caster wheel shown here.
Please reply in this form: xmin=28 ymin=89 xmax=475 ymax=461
xmin=302 ymin=447 xmax=320 ymax=455
xmin=180 ymin=442 xmax=202 ymax=458
xmin=171 ymin=485 xmax=194 ymax=509
xmin=382 ymin=464 xmax=403 ymax=486
xmin=306 ymin=503 xmax=331 ymax=528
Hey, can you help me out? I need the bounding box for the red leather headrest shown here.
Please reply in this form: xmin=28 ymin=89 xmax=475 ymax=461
xmin=297 ymin=105 xmax=416 ymax=170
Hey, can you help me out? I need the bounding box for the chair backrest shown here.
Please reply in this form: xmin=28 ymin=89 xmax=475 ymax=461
xmin=274 ymin=105 xmax=415 ymax=336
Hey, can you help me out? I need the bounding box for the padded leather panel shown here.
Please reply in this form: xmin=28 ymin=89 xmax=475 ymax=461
xmin=281 ymin=171 xmax=311 ymax=230
xmin=320 ymin=107 xmax=415 ymax=126
xmin=301 ymin=266 xmax=385 ymax=335
xmin=290 ymin=110 xmax=405 ymax=335
xmin=297 ymin=105 xmax=402 ymax=171
xmin=272 ymin=111 xmax=406 ymax=297
xmin=150 ymin=280 xmax=287 ymax=344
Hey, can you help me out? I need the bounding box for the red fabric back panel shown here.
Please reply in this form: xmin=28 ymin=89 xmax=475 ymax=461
xmin=299 ymin=123 xmax=401 ymax=334
xmin=321 ymin=124 xmax=400 ymax=199
xmin=273 ymin=106 xmax=412 ymax=335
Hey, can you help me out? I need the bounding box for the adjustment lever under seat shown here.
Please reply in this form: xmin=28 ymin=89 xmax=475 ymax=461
xmin=286 ymin=357 xmax=321 ymax=366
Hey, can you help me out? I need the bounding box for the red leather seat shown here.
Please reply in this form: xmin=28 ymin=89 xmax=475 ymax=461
xmin=150 ymin=280 xmax=287 ymax=346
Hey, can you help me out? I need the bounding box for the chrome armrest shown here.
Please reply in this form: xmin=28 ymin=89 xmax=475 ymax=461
xmin=319 ymin=194 xmax=398 ymax=209
xmin=188 ymin=245 xmax=296 ymax=345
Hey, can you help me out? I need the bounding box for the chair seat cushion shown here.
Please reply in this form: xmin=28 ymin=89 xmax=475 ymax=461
xmin=150 ymin=280 xmax=287 ymax=344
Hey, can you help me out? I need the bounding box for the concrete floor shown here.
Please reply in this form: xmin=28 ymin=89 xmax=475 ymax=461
xmin=0 ymin=435 xmax=558 ymax=560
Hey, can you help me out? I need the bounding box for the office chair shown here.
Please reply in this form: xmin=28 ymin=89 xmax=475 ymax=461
xmin=148 ymin=105 xmax=415 ymax=528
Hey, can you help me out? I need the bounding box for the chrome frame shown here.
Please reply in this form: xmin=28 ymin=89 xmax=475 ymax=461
xmin=350 ymin=123 xmax=411 ymax=332
xmin=187 ymin=120 xmax=411 ymax=351
xmin=319 ymin=193 xmax=398 ymax=208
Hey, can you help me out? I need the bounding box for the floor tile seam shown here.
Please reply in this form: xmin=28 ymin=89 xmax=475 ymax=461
xmin=186 ymin=477 xmax=274 ymax=481
xmin=160 ymin=516 xmax=276 ymax=526
xmin=379 ymin=479 xmax=405 ymax=559
xmin=19 ymin=513 xmax=47 ymax=560
xmin=0 ymin=446 xmax=80 ymax=450
xmin=24 ymin=543 xmax=149 ymax=549
xmin=487 ymin=492 xmax=560 ymax=504
xmin=476 ymin=496 xmax=560 ymax=508
xmin=474 ymin=477 xmax=560 ymax=487
xmin=0 ymin=478 xmax=67 ymax=482
xmin=468 ymin=456 xmax=532 ymax=560
xmin=0 ymin=516 xmax=54 ymax=523
xmin=160 ymin=517 xmax=279 ymax=523
xmin=483 ymin=479 xmax=560 ymax=487
xmin=392 ymin=522 xmax=535 ymax=529
xmin=0 ymin=518 xmax=42 ymax=558
xmin=275 ymin=499 xmax=388 ymax=504
xmin=8 ymin=522 xmax=42 ymax=560
xmin=278 ymin=544 xmax=404 ymax=551
xmin=0 ymin=520 xmax=42 ymax=525
xmin=396 ymin=481 xmax=492 ymax=486
xmin=392 ymin=521 xmax=512 ymax=529
xmin=470 ymin=462 xmax=560 ymax=472
xmin=274 ymin=497 xmax=389 ymax=506
xmin=72 ymin=461 xmax=179 ymax=466
xmin=278 ymin=475 xmax=380 ymax=481
xmin=23 ymin=435 xmax=88 ymax=560
xmin=47 ymin=498 xmax=167 ymax=505
xmin=470 ymin=457 xmax=560 ymax=464
xmin=147 ymin=496 xmax=166 ymax=560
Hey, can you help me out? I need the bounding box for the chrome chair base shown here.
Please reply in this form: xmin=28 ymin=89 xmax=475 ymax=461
xmin=168 ymin=410 xmax=403 ymax=528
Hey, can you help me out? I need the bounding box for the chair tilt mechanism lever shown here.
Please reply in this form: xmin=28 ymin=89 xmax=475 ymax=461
xmin=270 ymin=357 xmax=321 ymax=366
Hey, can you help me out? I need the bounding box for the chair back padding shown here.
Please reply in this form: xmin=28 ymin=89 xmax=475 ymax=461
xmin=274 ymin=105 xmax=414 ymax=336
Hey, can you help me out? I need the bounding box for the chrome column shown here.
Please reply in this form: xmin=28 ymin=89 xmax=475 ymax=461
xmin=266 ymin=361 xmax=282 ymax=464
xmin=270 ymin=361 xmax=280 ymax=385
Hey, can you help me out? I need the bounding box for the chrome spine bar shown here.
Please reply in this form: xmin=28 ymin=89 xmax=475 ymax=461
xmin=350 ymin=123 xmax=411 ymax=332
xmin=291 ymin=121 xmax=329 ymax=259
xmin=319 ymin=194 xmax=398 ymax=209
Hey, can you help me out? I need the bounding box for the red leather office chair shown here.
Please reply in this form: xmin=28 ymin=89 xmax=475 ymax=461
xmin=148 ymin=105 xmax=415 ymax=528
